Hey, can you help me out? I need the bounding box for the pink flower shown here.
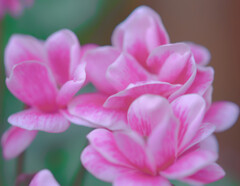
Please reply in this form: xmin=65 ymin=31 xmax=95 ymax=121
xmin=0 ymin=0 xmax=34 ymax=19
xmin=29 ymin=169 xmax=59 ymax=186
xmin=2 ymin=29 xmax=96 ymax=159
xmin=81 ymin=94 xmax=227 ymax=185
xmin=66 ymin=6 xmax=215 ymax=127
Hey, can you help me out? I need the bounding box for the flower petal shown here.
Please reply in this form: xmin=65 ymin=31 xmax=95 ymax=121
xmin=5 ymin=34 xmax=45 ymax=76
xmin=187 ymin=42 xmax=211 ymax=66
xmin=148 ymin=115 xmax=178 ymax=170
xmin=104 ymin=81 xmax=181 ymax=110
xmin=57 ymin=80 xmax=84 ymax=107
xmin=186 ymin=66 xmax=214 ymax=95
xmin=127 ymin=94 xmax=172 ymax=136
xmin=114 ymin=131 xmax=155 ymax=174
xmin=161 ymin=149 xmax=217 ymax=179
xmin=171 ymin=94 xmax=206 ymax=150
xmin=81 ymin=145 xmax=130 ymax=182
xmin=45 ymin=29 xmax=81 ymax=85
xmin=85 ymin=46 xmax=120 ymax=94
xmin=114 ymin=172 xmax=171 ymax=186
xmin=8 ymin=108 xmax=70 ymax=133
xmin=112 ymin=6 xmax=169 ymax=66
xmin=68 ymin=93 xmax=127 ymax=130
xmin=6 ymin=61 xmax=58 ymax=112
xmin=181 ymin=163 xmax=225 ymax=185
xmin=87 ymin=129 xmax=131 ymax=167
xmin=1 ymin=126 xmax=37 ymax=160
xmin=29 ymin=169 xmax=60 ymax=186
xmin=106 ymin=53 xmax=153 ymax=91
xmin=203 ymin=101 xmax=239 ymax=132
xmin=182 ymin=123 xmax=216 ymax=153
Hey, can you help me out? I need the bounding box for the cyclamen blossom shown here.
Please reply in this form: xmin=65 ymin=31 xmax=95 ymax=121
xmin=81 ymin=94 xmax=228 ymax=185
xmin=1 ymin=29 xmax=96 ymax=159
xmin=29 ymin=169 xmax=59 ymax=186
xmin=66 ymin=6 xmax=215 ymax=128
xmin=0 ymin=0 xmax=33 ymax=19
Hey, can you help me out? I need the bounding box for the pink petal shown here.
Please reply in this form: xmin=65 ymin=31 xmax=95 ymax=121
xmin=182 ymin=123 xmax=216 ymax=153
xmin=68 ymin=93 xmax=128 ymax=130
xmin=4 ymin=34 xmax=45 ymax=76
xmin=198 ymin=135 xmax=219 ymax=153
xmin=161 ymin=149 xmax=217 ymax=179
xmin=85 ymin=46 xmax=120 ymax=94
xmin=56 ymin=80 xmax=84 ymax=107
xmin=148 ymin=115 xmax=178 ymax=171
xmin=171 ymin=94 xmax=206 ymax=150
xmin=87 ymin=129 xmax=131 ymax=167
xmin=127 ymin=94 xmax=172 ymax=136
xmin=181 ymin=163 xmax=225 ymax=185
xmin=29 ymin=169 xmax=60 ymax=186
xmin=45 ymin=29 xmax=81 ymax=86
xmin=203 ymin=101 xmax=239 ymax=132
xmin=187 ymin=42 xmax=211 ymax=66
xmin=1 ymin=126 xmax=37 ymax=160
xmin=186 ymin=66 xmax=214 ymax=95
xmin=104 ymin=81 xmax=181 ymax=110
xmin=203 ymin=86 xmax=213 ymax=110
xmin=147 ymin=43 xmax=194 ymax=83
xmin=81 ymin=145 xmax=130 ymax=182
xmin=6 ymin=61 xmax=58 ymax=112
xmin=60 ymin=109 xmax=97 ymax=128
xmin=8 ymin=108 xmax=70 ymax=133
xmin=114 ymin=131 xmax=155 ymax=174
xmin=147 ymin=43 xmax=197 ymax=101
xmin=106 ymin=53 xmax=153 ymax=91
xmin=114 ymin=172 xmax=171 ymax=186
xmin=112 ymin=6 xmax=169 ymax=67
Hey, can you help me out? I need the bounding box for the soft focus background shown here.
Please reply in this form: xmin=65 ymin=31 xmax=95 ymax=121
xmin=0 ymin=0 xmax=239 ymax=185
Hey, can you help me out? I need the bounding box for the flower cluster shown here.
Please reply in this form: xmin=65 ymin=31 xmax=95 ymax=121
xmin=0 ymin=0 xmax=33 ymax=19
xmin=1 ymin=6 xmax=239 ymax=186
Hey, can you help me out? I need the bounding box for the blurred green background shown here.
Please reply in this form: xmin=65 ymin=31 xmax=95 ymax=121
xmin=0 ymin=0 xmax=239 ymax=185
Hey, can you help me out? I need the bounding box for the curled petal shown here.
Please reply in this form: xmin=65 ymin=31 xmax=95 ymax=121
xmin=8 ymin=108 xmax=70 ymax=133
xmin=104 ymin=81 xmax=181 ymax=110
xmin=203 ymin=101 xmax=239 ymax=132
xmin=85 ymin=46 xmax=120 ymax=94
xmin=186 ymin=66 xmax=214 ymax=95
xmin=87 ymin=129 xmax=131 ymax=167
xmin=181 ymin=163 xmax=225 ymax=185
xmin=127 ymin=94 xmax=172 ymax=136
xmin=6 ymin=61 xmax=58 ymax=112
xmin=148 ymin=115 xmax=178 ymax=170
xmin=106 ymin=53 xmax=153 ymax=91
xmin=5 ymin=34 xmax=45 ymax=76
xmin=29 ymin=169 xmax=60 ymax=186
xmin=161 ymin=149 xmax=217 ymax=179
xmin=114 ymin=131 xmax=155 ymax=174
xmin=45 ymin=29 xmax=81 ymax=85
xmin=187 ymin=42 xmax=211 ymax=66
xmin=112 ymin=6 xmax=169 ymax=66
xmin=68 ymin=93 xmax=127 ymax=130
xmin=81 ymin=146 xmax=130 ymax=182
xmin=1 ymin=126 xmax=37 ymax=160
xmin=171 ymin=94 xmax=206 ymax=150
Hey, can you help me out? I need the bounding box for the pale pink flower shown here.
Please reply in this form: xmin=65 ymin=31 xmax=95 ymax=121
xmin=81 ymin=94 xmax=227 ymax=185
xmin=1 ymin=126 xmax=37 ymax=160
xmin=29 ymin=169 xmax=59 ymax=186
xmin=0 ymin=0 xmax=34 ymax=19
xmin=65 ymin=6 xmax=215 ymax=127
xmin=2 ymin=29 xmax=96 ymax=159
